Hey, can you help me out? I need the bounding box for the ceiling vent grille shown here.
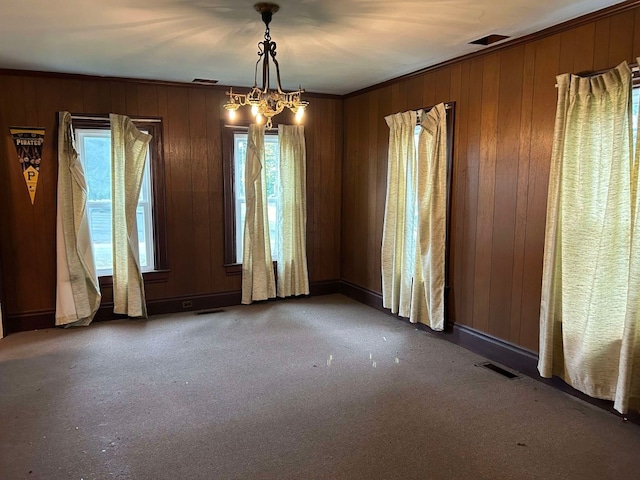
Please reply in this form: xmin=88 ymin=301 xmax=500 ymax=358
xmin=469 ymin=34 xmax=510 ymax=46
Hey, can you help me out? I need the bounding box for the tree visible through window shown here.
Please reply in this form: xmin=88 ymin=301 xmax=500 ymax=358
xmin=232 ymin=131 xmax=280 ymax=264
xmin=76 ymin=128 xmax=155 ymax=275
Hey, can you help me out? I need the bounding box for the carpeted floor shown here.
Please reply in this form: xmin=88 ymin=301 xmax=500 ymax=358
xmin=0 ymin=294 xmax=639 ymax=480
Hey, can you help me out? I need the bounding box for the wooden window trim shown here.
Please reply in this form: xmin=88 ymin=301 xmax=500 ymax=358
xmin=72 ymin=114 xmax=169 ymax=283
xmin=221 ymin=121 xmax=280 ymax=275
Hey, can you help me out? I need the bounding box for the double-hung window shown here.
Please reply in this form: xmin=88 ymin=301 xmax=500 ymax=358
xmin=73 ymin=117 xmax=167 ymax=277
xmin=224 ymin=125 xmax=280 ymax=267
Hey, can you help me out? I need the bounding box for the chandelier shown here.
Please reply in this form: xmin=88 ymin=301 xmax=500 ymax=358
xmin=224 ymin=3 xmax=308 ymax=129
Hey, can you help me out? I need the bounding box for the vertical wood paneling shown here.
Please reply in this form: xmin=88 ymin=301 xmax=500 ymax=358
xmin=165 ymin=88 xmax=193 ymax=297
xmin=317 ymin=99 xmax=341 ymax=281
xmin=406 ymin=76 xmax=423 ymax=110
xmin=519 ymin=35 xmax=561 ymax=351
xmin=510 ymin=43 xmax=536 ymax=345
xmin=340 ymin=4 xmax=640 ymax=351
xmin=188 ymin=88 xmax=211 ymax=294
xmin=1 ymin=76 xmax=36 ymax=313
xmin=333 ymin=99 xmax=343 ymax=279
xmin=422 ymin=72 xmax=436 ymax=109
xmin=488 ymin=46 xmax=524 ymax=340
xmin=375 ymin=86 xmax=393 ymax=293
xmin=593 ymin=18 xmax=612 ymax=71
xmin=155 ymin=85 xmax=172 ymax=300
xmin=608 ymin=11 xmax=635 ymax=65
xmin=451 ymin=61 xmax=470 ymax=325
xmin=461 ymin=58 xmax=483 ymax=330
xmin=435 ymin=68 xmax=452 ymax=104
xmin=366 ymin=90 xmax=379 ymax=288
xmin=633 ymin=8 xmax=640 ymax=60
xmin=205 ymin=91 xmax=227 ymax=292
xmin=573 ymin=23 xmax=596 ymax=73
xmin=472 ymin=53 xmax=500 ymax=334
xmin=137 ymin=85 xmax=159 ymax=116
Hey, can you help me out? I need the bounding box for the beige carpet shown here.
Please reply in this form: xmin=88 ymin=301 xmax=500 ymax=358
xmin=0 ymin=294 xmax=638 ymax=480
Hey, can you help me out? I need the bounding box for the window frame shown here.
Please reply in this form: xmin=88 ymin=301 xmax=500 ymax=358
xmin=71 ymin=114 xmax=169 ymax=285
xmin=222 ymin=122 xmax=280 ymax=275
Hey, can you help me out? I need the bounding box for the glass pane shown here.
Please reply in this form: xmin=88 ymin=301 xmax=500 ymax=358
xmin=83 ymin=135 xmax=112 ymax=202
xmin=136 ymin=206 xmax=147 ymax=268
xmin=88 ymin=205 xmax=112 ymax=271
xmin=77 ymin=128 xmax=154 ymax=274
xmin=633 ymin=87 xmax=640 ymax=149
xmin=233 ymin=132 xmax=280 ymax=263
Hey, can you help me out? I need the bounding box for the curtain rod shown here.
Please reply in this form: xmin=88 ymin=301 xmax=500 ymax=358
xmin=554 ymin=63 xmax=639 ymax=88
xmin=415 ymin=102 xmax=454 ymax=121
xmin=70 ymin=114 xmax=162 ymax=123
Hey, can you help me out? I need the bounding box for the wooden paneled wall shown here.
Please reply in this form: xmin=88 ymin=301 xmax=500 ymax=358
xmin=0 ymin=74 xmax=342 ymax=329
xmin=341 ymin=5 xmax=640 ymax=352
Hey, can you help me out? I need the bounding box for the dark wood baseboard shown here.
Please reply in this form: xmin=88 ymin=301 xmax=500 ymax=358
xmin=309 ymin=280 xmax=342 ymax=296
xmin=3 ymin=309 xmax=55 ymax=335
xmin=339 ymin=279 xmax=640 ymax=424
xmin=2 ymin=280 xmax=342 ymax=335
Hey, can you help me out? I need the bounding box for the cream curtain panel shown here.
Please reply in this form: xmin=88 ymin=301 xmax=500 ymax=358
xmin=110 ymin=114 xmax=151 ymax=318
xmin=276 ymin=125 xmax=309 ymax=298
xmin=381 ymin=105 xmax=448 ymax=330
xmin=382 ymin=111 xmax=417 ymax=318
xmin=55 ymin=111 xmax=101 ymax=327
xmin=412 ymin=104 xmax=448 ymax=331
xmin=242 ymin=124 xmax=276 ymax=304
xmin=539 ymin=61 xmax=640 ymax=413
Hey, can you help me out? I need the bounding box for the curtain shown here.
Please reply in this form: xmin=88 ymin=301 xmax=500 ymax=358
xmin=381 ymin=105 xmax=448 ymax=330
xmin=382 ymin=111 xmax=417 ymax=319
xmin=276 ymin=125 xmax=309 ymax=298
xmin=55 ymin=111 xmax=101 ymax=326
xmin=110 ymin=114 xmax=151 ymax=318
xmin=411 ymin=104 xmax=448 ymax=331
xmin=539 ymin=61 xmax=640 ymax=413
xmin=242 ymin=124 xmax=276 ymax=304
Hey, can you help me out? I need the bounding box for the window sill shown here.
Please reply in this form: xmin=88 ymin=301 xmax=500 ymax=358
xmin=224 ymin=264 xmax=242 ymax=276
xmin=224 ymin=261 xmax=277 ymax=276
xmin=98 ymin=269 xmax=170 ymax=288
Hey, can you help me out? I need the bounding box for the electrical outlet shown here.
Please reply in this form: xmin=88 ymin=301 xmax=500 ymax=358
xmin=182 ymin=300 xmax=193 ymax=309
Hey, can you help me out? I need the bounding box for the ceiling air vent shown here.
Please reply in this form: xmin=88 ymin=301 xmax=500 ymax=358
xmin=469 ymin=34 xmax=510 ymax=46
xmin=192 ymin=78 xmax=219 ymax=85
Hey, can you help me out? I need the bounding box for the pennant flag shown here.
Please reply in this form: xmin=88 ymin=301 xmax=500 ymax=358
xmin=10 ymin=127 xmax=45 ymax=205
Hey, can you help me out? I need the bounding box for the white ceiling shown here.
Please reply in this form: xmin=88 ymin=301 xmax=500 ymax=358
xmin=0 ymin=0 xmax=624 ymax=95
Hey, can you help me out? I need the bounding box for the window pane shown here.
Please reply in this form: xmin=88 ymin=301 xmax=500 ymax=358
xmin=83 ymin=134 xmax=112 ymax=202
xmin=233 ymin=132 xmax=279 ymax=263
xmin=77 ymin=128 xmax=154 ymax=275
xmin=88 ymin=205 xmax=112 ymax=271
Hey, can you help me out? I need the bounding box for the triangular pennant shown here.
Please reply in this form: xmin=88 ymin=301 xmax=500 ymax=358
xmin=10 ymin=127 xmax=45 ymax=205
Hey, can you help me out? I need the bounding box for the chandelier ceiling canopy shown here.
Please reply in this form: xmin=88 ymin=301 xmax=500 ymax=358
xmin=224 ymin=3 xmax=308 ymax=129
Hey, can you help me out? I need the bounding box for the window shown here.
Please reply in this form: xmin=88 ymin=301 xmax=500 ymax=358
xmin=73 ymin=117 xmax=167 ymax=278
xmin=223 ymin=125 xmax=280 ymax=267
xmin=633 ymin=85 xmax=640 ymax=147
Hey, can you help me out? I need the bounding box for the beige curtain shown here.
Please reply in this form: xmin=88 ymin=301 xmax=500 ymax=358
xmin=382 ymin=106 xmax=447 ymax=330
xmin=55 ymin=111 xmax=101 ymax=326
xmin=276 ymin=125 xmax=309 ymax=298
xmin=411 ymin=104 xmax=448 ymax=331
xmin=242 ymin=124 xmax=276 ymax=304
xmin=110 ymin=114 xmax=151 ymax=318
xmin=382 ymin=111 xmax=417 ymax=318
xmin=539 ymin=61 xmax=640 ymax=413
